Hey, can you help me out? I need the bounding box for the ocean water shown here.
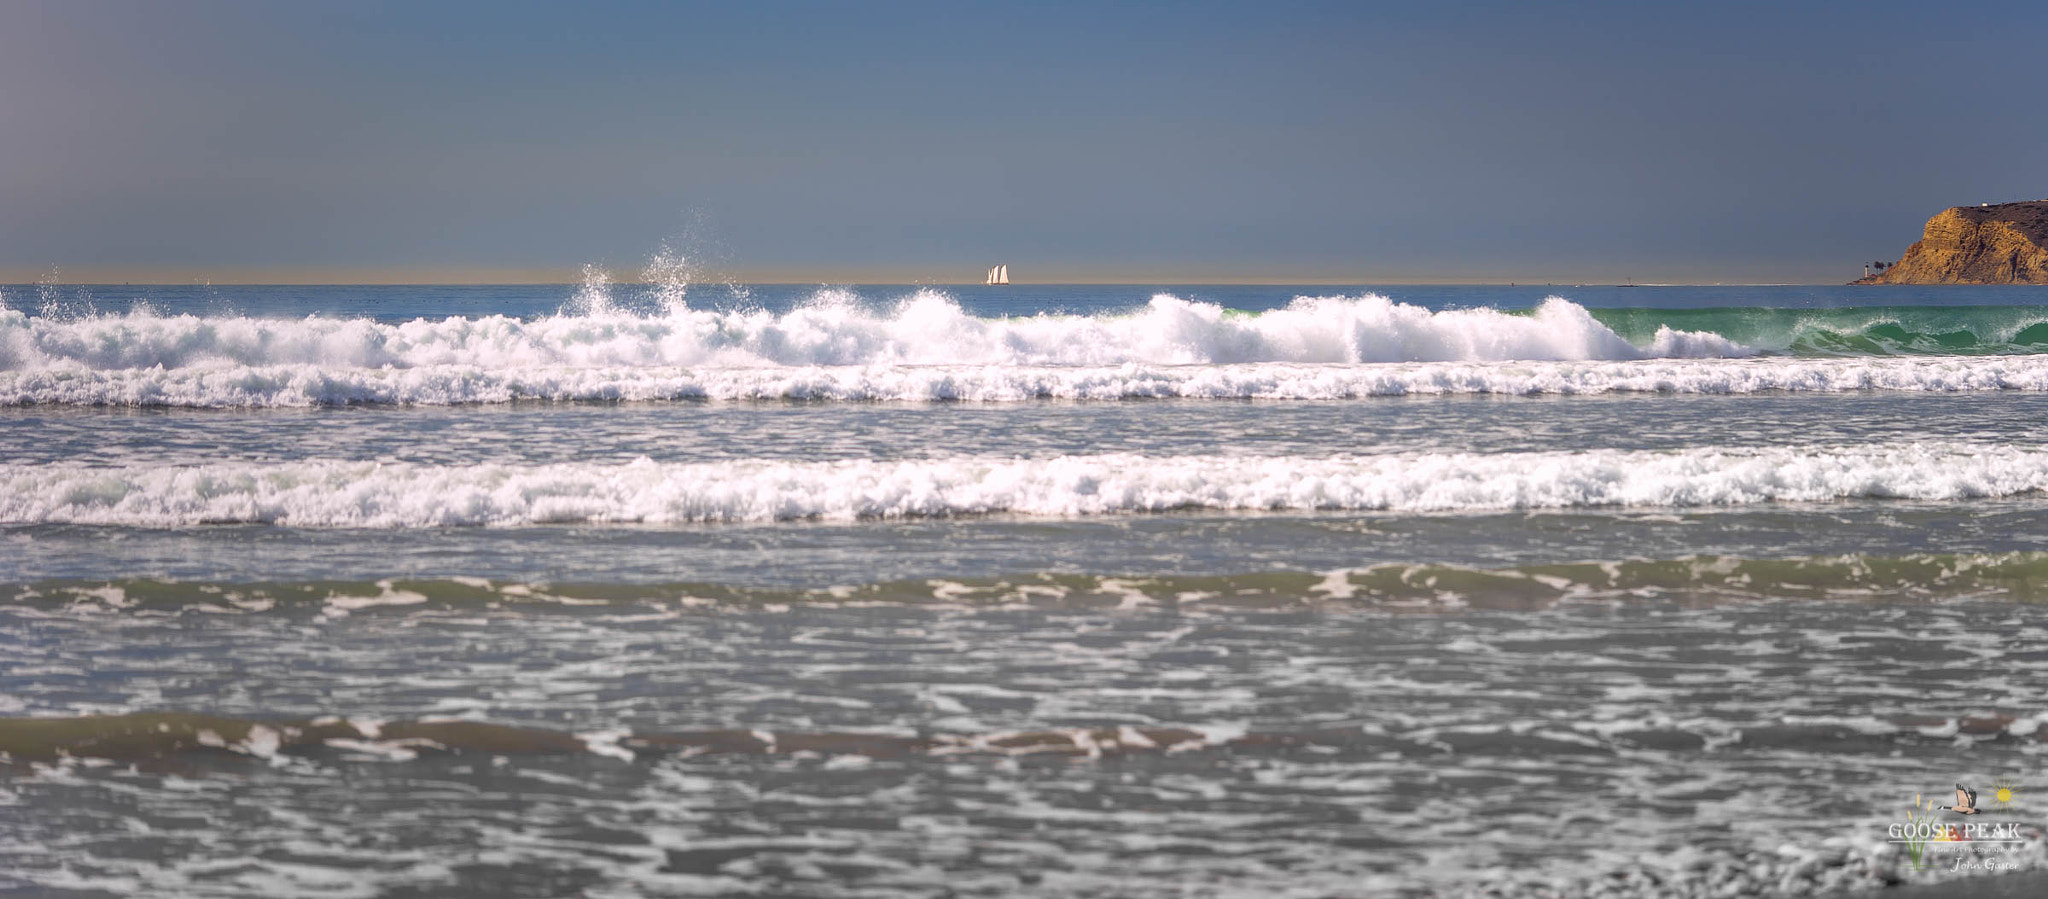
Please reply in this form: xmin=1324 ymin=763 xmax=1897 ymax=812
xmin=3 ymin=280 xmax=2048 ymax=898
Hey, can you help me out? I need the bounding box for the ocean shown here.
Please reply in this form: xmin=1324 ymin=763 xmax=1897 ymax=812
xmin=2 ymin=280 xmax=2046 ymax=898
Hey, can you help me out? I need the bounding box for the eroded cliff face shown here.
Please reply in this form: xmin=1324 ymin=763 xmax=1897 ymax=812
xmin=1855 ymin=200 xmax=2048 ymax=284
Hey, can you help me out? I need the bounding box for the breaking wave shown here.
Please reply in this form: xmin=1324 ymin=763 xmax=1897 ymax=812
xmin=3 ymin=442 xmax=2044 ymax=527
xmin=0 ymin=292 xmax=1776 ymax=405
xmin=0 ymin=293 xmax=1739 ymax=370
xmin=13 ymin=292 xmax=2048 ymax=405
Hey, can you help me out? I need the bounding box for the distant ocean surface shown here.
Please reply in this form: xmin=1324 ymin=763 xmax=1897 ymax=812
xmin=4 ymin=281 xmax=2048 ymax=898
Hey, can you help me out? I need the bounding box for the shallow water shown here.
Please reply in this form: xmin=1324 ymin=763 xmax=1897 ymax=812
xmin=3 ymin=282 xmax=2046 ymax=897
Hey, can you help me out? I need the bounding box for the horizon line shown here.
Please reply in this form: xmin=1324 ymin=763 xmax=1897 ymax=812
xmin=0 ymin=265 xmax=1877 ymax=288
xmin=0 ymin=279 xmax=1866 ymax=288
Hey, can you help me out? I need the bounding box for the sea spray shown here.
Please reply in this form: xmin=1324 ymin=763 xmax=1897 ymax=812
xmin=566 ymin=263 xmax=617 ymax=316
xmin=641 ymin=243 xmax=697 ymax=314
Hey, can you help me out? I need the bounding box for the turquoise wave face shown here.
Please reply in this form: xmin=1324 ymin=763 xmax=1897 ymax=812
xmin=1588 ymin=305 xmax=2048 ymax=356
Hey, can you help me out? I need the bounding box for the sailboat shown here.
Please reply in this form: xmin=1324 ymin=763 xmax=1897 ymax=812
xmin=985 ymin=264 xmax=1009 ymax=286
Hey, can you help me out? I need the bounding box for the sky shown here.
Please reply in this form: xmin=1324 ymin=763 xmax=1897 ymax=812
xmin=2 ymin=0 xmax=2045 ymax=284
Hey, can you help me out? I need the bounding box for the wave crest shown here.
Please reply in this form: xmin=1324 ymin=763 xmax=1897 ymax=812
xmin=2 ymin=443 xmax=2041 ymax=527
xmin=0 ymin=293 xmax=1744 ymax=375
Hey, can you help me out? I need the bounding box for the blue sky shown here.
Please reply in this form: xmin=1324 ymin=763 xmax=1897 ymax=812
xmin=3 ymin=0 xmax=2044 ymax=283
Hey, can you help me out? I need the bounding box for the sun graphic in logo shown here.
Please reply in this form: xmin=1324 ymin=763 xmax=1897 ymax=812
xmin=1993 ymin=779 xmax=2017 ymax=809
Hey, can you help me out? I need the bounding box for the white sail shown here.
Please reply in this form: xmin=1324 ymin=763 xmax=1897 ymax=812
xmin=987 ymin=264 xmax=1009 ymax=285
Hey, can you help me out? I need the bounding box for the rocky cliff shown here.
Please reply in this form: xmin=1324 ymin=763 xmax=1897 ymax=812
xmin=1854 ymin=199 xmax=2048 ymax=284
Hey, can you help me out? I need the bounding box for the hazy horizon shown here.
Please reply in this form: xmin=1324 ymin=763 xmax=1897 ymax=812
xmin=5 ymin=1 xmax=2045 ymax=286
xmin=0 ymin=268 xmax=1896 ymax=287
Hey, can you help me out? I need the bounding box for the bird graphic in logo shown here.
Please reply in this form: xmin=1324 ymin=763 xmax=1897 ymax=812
xmin=1940 ymin=784 xmax=1981 ymax=816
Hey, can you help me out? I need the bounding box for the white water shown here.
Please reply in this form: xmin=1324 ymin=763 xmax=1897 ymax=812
xmin=10 ymin=355 xmax=2048 ymax=405
xmin=17 ymin=291 xmax=2048 ymax=406
xmin=0 ymin=293 xmax=1752 ymax=403
xmin=4 ymin=442 xmax=2042 ymax=527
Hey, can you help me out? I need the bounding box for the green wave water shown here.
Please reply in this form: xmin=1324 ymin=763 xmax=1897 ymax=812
xmin=1588 ymin=305 xmax=2048 ymax=356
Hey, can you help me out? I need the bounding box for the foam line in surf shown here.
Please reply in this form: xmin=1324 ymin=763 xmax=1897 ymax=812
xmin=0 ymin=712 xmax=1229 ymax=765
xmin=6 ymin=710 xmax=2041 ymax=767
xmin=14 ymin=354 xmax=2048 ymax=406
xmin=3 ymin=442 xmax=2044 ymax=526
xmin=17 ymin=552 xmax=2048 ymax=614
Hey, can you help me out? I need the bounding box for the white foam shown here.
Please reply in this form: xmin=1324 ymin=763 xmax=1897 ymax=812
xmin=1 ymin=442 xmax=2044 ymax=526
xmin=0 ymin=293 xmax=1741 ymax=369
xmin=320 ymin=582 xmax=431 ymax=617
xmin=0 ymin=294 xmax=1818 ymax=406
xmin=13 ymin=353 xmax=2048 ymax=406
xmin=577 ymin=729 xmax=638 ymax=762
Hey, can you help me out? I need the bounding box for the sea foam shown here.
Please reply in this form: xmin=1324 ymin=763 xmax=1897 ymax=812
xmin=0 ymin=292 xmax=1740 ymax=369
xmin=19 ymin=292 xmax=2048 ymax=406
xmin=0 ymin=293 xmax=1770 ymax=406
xmin=13 ymin=355 xmax=2048 ymax=405
xmin=4 ymin=442 xmax=2041 ymax=527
